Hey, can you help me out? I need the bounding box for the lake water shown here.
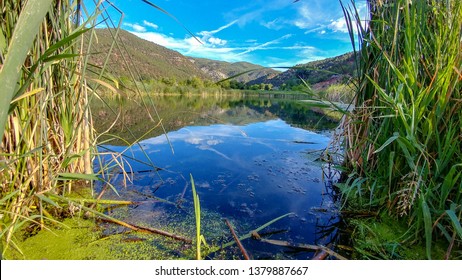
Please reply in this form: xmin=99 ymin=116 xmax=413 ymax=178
xmin=94 ymin=94 xmax=342 ymax=259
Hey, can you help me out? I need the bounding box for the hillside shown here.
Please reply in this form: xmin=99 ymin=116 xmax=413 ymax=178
xmin=86 ymin=28 xmax=355 ymax=89
xmin=189 ymin=57 xmax=280 ymax=83
xmin=86 ymin=28 xmax=277 ymax=83
xmin=254 ymin=52 xmax=357 ymax=89
xmin=87 ymin=28 xmax=209 ymax=80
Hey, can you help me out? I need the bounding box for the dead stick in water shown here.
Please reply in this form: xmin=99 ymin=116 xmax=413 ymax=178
xmin=259 ymin=238 xmax=347 ymax=260
xmin=311 ymin=249 xmax=329 ymax=260
xmin=47 ymin=193 xmax=191 ymax=243
xmin=98 ymin=217 xmax=192 ymax=243
xmin=225 ymin=219 xmax=250 ymax=260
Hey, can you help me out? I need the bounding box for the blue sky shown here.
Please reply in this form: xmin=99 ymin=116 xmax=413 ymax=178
xmin=92 ymin=0 xmax=367 ymax=67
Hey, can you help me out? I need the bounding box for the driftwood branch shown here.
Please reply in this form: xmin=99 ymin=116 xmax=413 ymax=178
xmin=225 ymin=219 xmax=251 ymax=260
xmin=311 ymin=249 xmax=329 ymax=260
xmin=98 ymin=217 xmax=192 ymax=243
xmin=259 ymin=238 xmax=347 ymax=260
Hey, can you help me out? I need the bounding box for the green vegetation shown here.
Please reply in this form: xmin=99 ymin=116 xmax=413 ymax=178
xmin=4 ymin=209 xmax=227 ymax=260
xmin=1 ymin=1 xmax=171 ymax=259
xmin=87 ymin=28 xmax=209 ymax=81
xmin=339 ymin=0 xmax=462 ymax=259
xmin=6 ymin=0 xmax=460 ymax=261
xmin=89 ymin=28 xmax=354 ymax=99
xmin=260 ymin=52 xmax=356 ymax=89
xmin=89 ymin=28 xmax=279 ymax=87
xmin=191 ymin=57 xmax=279 ymax=84
xmin=0 ymin=0 xmax=98 ymax=256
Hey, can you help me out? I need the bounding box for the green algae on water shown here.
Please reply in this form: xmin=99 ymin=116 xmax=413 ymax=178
xmin=6 ymin=205 xmax=229 ymax=260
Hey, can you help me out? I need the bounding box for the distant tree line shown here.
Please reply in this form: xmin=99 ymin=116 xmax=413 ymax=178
xmin=117 ymin=76 xmax=278 ymax=94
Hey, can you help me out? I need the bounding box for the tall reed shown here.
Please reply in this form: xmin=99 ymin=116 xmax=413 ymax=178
xmin=0 ymin=0 xmax=182 ymax=259
xmin=0 ymin=0 xmax=100 ymax=255
xmin=341 ymin=0 xmax=462 ymax=259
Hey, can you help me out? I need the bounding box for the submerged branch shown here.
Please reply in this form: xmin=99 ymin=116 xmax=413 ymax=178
xmin=225 ymin=219 xmax=250 ymax=260
xmin=258 ymin=238 xmax=347 ymax=260
xmin=98 ymin=217 xmax=192 ymax=243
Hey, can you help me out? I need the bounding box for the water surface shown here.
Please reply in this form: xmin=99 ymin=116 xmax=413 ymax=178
xmin=95 ymin=95 xmax=341 ymax=259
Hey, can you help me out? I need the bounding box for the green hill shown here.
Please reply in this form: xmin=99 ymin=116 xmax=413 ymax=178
xmin=189 ymin=57 xmax=280 ymax=83
xmin=86 ymin=28 xmax=355 ymax=89
xmin=86 ymin=29 xmax=278 ymax=83
xmin=255 ymin=52 xmax=357 ymax=89
xmin=86 ymin=28 xmax=208 ymax=81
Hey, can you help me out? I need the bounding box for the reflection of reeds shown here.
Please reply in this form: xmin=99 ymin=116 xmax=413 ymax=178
xmin=341 ymin=0 xmax=462 ymax=258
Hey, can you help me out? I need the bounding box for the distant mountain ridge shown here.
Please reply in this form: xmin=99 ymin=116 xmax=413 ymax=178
xmin=189 ymin=57 xmax=280 ymax=83
xmin=88 ymin=29 xmax=355 ymax=88
xmin=252 ymin=52 xmax=356 ymax=88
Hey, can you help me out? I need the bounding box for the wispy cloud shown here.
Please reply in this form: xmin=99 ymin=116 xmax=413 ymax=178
xmin=261 ymin=18 xmax=284 ymax=30
xmin=125 ymin=18 xmax=293 ymax=64
xmin=237 ymin=34 xmax=292 ymax=56
xmin=143 ymin=20 xmax=158 ymax=30
xmin=131 ymin=30 xmax=245 ymax=62
xmin=198 ymin=20 xmax=238 ymax=37
xmin=292 ymin=1 xmax=340 ymax=31
xmin=228 ymin=0 xmax=293 ymax=27
xmin=130 ymin=26 xmax=326 ymax=67
xmin=292 ymin=0 xmax=368 ymax=35
xmin=120 ymin=0 xmax=363 ymax=67
xmin=196 ymin=20 xmax=237 ymax=47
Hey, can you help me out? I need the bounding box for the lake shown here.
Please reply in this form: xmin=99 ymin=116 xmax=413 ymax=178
xmin=93 ymin=93 xmax=342 ymax=259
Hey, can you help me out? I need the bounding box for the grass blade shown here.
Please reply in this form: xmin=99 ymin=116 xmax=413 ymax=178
xmin=445 ymin=209 xmax=462 ymax=241
xmin=421 ymin=198 xmax=432 ymax=260
xmin=190 ymin=174 xmax=202 ymax=260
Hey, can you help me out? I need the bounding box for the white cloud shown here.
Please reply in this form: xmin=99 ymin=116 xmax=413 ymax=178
xmin=184 ymin=36 xmax=203 ymax=47
xmin=207 ymin=37 xmax=227 ymax=46
xmin=131 ymin=31 xmax=244 ymax=62
xmin=131 ymin=28 xmax=323 ymax=67
xmin=266 ymin=46 xmax=326 ymax=68
xmin=124 ymin=22 xmax=146 ymax=32
xmin=194 ymin=21 xmax=237 ymax=48
xmin=132 ymin=31 xmax=184 ymax=49
xmin=143 ymin=20 xmax=158 ymax=29
xmin=293 ymin=0 xmax=369 ymax=35
xmin=293 ymin=2 xmax=337 ymax=30
xmin=328 ymin=18 xmax=348 ymax=33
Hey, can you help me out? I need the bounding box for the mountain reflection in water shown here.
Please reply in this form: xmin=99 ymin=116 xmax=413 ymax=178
xmin=94 ymin=95 xmax=341 ymax=259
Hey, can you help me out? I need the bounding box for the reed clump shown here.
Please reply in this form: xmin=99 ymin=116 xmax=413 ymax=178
xmin=0 ymin=0 xmax=189 ymax=259
xmin=341 ymin=0 xmax=462 ymax=259
xmin=0 ymin=0 xmax=100 ymax=255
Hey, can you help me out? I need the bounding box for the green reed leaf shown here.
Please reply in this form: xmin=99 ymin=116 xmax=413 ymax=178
xmin=56 ymin=173 xmax=100 ymax=181
xmin=421 ymin=198 xmax=432 ymax=260
xmin=0 ymin=0 xmax=53 ymax=141
xmin=445 ymin=209 xmax=462 ymax=241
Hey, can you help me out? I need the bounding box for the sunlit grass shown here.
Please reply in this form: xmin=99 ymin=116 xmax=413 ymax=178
xmin=0 ymin=0 xmax=162 ymax=258
xmin=0 ymin=0 xmax=99 ymax=255
xmin=340 ymin=0 xmax=462 ymax=259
